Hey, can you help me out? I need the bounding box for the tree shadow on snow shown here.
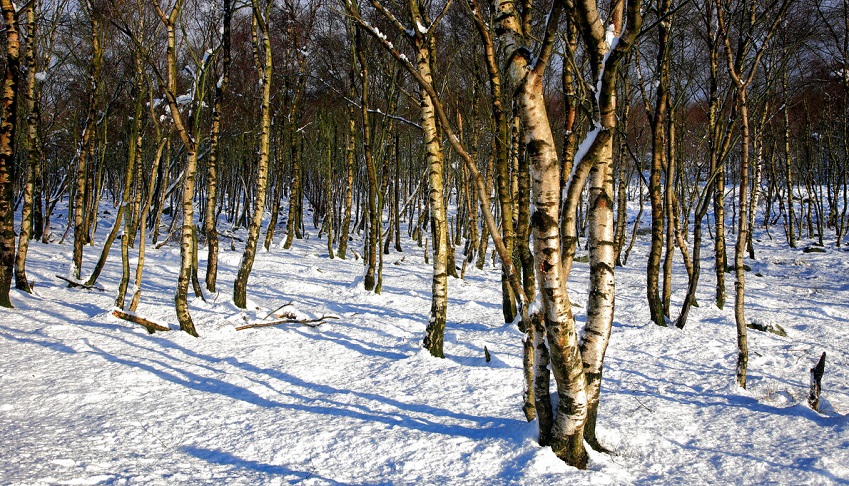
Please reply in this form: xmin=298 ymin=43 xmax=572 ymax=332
xmin=0 ymin=325 xmax=79 ymax=354
xmin=79 ymin=332 xmax=522 ymax=443
xmin=180 ymin=445 xmax=341 ymax=484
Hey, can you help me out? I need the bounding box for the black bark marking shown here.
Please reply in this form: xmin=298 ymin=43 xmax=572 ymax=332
xmin=531 ymin=210 xmax=557 ymax=233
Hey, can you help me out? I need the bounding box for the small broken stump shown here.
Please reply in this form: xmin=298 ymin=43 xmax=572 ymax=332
xmin=808 ymin=352 xmax=826 ymax=412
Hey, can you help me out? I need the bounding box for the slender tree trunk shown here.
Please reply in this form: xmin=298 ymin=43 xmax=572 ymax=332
xmin=408 ymin=6 xmax=450 ymax=358
xmin=733 ymin=93 xmax=751 ymax=389
xmin=0 ymin=0 xmax=21 ymax=307
xmin=205 ymin=0 xmax=230 ymax=292
xmin=648 ymin=0 xmax=671 ymax=325
xmin=114 ymin=51 xmax=144 ymax=307
xmin=337 ymin=77 xmax=356 ymax=259
xmin=155 ymin=0 xmax=199 ymax=336
xmin=129 ymin=137 xmax=166 ymax=312
xmin=354 ymin=26 xmax=379 ymax=291
xmin=783 ymin=69 xmax=796 ymax=247
xmin=469 ymin=0 xmax=515 ymax=323
xmin=14 ymin=4 xmax=39 ymax=293
xmin=283 ymin=70 xmax=306 ymax=249
xmin=234 ymin=0 xmax=272 ymax=309
xmin=72 ymin=13 xmax=102 ymax=281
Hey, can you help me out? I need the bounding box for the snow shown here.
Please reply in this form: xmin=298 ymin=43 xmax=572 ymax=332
xmin=1 ymin=200 xmax=847 ymax=484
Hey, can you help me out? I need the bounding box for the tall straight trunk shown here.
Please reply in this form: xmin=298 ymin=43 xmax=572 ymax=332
xmin=782 ymin=68 xmax=796 ymax=247
xmin=72 ymin=13 xmax=102 ymax=281
xmin=0 ymin=0 xmax=21 ymax=308
xmin=14 ymin=4 xmax=39 ymax=293
xmin=205 ymin=0 xmax=230 ymax=292
xmin=613 ymin=74 xmax=631 ymax=267
xmin=733 ymin=94 xmax=751 ymax=388
xmin=648 ymin=0 xmax=671 ymax=326
xmin=354 ymin=25 xmax=379 ymax=291
xmin=337 ymin=73 xmax=356 ymax=259
xmin=662 ymin=111 xmax=675 ymax=318
xmin=115 ymin=51 xmax=144 ymax=309
xmin=405 ymin=4 xmax=450 ymax=359
xmin=469 ymin=0 xmax=515 ymax=323
xmin=708 ymin=10 xmax=728 ymax=310
xmin=283 ymin=71 xmax=306 ymax=249
xmin=326 ymin=134 xmax=335 ymax=259
xmin=747 ymin=107 xmax=768 ymax=259
xmin=233 ymin=0 xmax=272 ymax=309
xmin=263 ymin=131 xmax=284 ymax=251
xmin=393 ymin=132 xmax=402 ymax=252
xmin=151 ymin=138 xmax=169 ymax=245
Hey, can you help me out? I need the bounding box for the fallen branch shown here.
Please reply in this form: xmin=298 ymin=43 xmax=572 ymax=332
xmin=236 ymin=315 xmax=339 ymax=331
xmin=262 ymin=301 xmax=295 ymax=320
xmin=112 ymin=309 xmax=172 ymax=334
xmin=56 ymin=275 xmax=105 ymax=291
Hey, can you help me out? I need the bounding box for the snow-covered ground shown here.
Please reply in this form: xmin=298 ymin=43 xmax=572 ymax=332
xmin=1 ymin=207 xmax=847 ymax=485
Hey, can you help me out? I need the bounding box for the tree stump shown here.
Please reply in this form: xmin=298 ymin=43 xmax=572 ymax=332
xmin=808 ymin=352 xmax=826 ymax=412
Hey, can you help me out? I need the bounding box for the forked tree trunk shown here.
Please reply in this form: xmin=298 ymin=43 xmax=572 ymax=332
xmin=129 ymin=137 xmax=167 ymax=312
xmin=114 ymin=49 xmax=144 ymax=308
xmin=155 ymin=0 xmax=199 ymax=337
xmin=716 ymin=0 xmax=789 ymax=388
xmin=495 ymin=0 xmax=590 ymax=467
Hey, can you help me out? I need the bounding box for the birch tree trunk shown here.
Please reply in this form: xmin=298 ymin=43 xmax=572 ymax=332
xmin=468 ymin=0 xmax=516 ymax=323
xmin=337 ymin=53 xmax=356 ymax=260
xmin=205 ymin=0 xmax=230 ymax=292
xmin=115 ymin=51 xmax=143 ymax=310
xmin=716 ymin=0 xmax=789 ymax=388
xmin=234 ymin=0 xmax=272 ymax=309
xmin=416 ymin=30 xmax=450 ymax=358
xmin=354 ymin=24 xmax=379 ymax=292
xmin=495 ymin=0 xmax=590 ymax=466
xmin=648 ymin=0 xmax=671 ymax=325
xmin=14 ymin=3 xmax=39 ymax=293
xmin=0 ymin=0 xmax=20 ymax=308
xmin=154 ymin=0 xmax=199 ymax=337
xmin=71 ymin=10 xmax=102 ymax=281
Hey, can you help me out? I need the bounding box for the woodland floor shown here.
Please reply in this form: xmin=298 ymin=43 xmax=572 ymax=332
xmin=1 ymin=204 xmax=847 ymax=485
